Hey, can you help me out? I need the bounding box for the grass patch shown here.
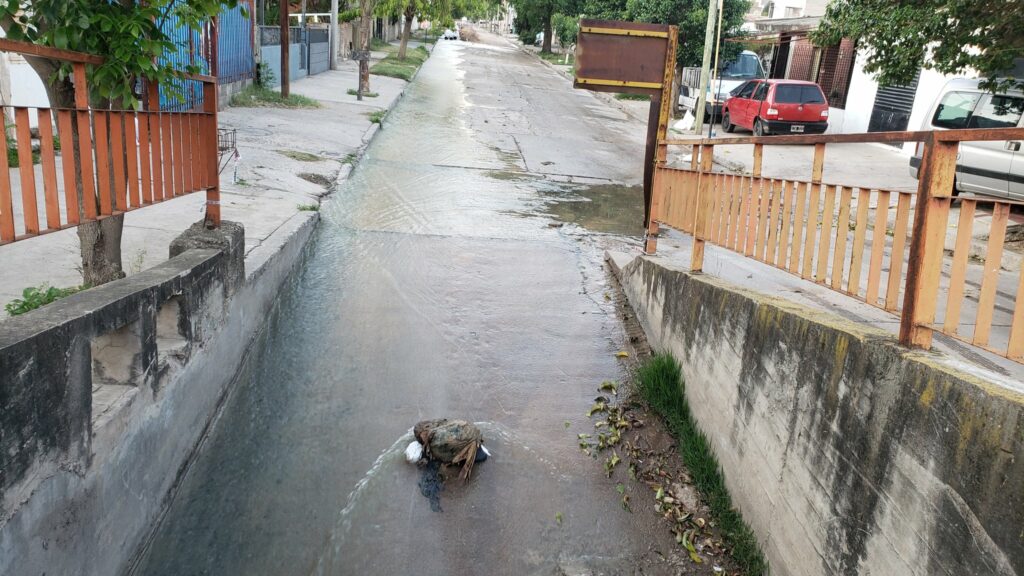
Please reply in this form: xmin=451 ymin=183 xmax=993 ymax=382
xmin=615 ymin=93 xmax=650 ymax=101
xmin=276 ymin=149 xmax=325 ymax=162
xmin=297 ymin=203 xmax=319 ymax=212
xmin=5 ymin=284 xmax=85 ymax=316
xmin=367 ymin=110 xmax=386 ymax=123
xmin=346 ymin=88 xmax=379 ymax=98
xmin=370 ymin=45 xmax=430 ymax=82
xmin=230 ymin=85 xmax=320 ymax=109
xmin=538 ymin=51 xmax=574 ymax=65
xmin=370 ymin=37 xmax=392 ymax=51
xmin=638 ymin=353 xmax=768 ymax=575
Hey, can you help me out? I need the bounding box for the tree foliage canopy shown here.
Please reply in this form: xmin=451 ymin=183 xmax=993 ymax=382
xmin=813 ymin=0 xmax=1024 ymax=90
xmin=1 ymin=0 xmax=238 ymax=107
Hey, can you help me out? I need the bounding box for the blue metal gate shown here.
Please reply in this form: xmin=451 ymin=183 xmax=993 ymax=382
xmin=158 ymin=1 xmax=211 ymax=111
xmin=217 ymin=0 xmax=255 ymax=83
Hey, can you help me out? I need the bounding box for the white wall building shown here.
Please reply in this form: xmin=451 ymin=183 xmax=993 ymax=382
xmin=746 ymin=4 xmax=973 ymax=153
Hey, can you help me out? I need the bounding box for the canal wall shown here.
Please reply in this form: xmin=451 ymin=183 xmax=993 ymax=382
xmin=609 ymin=252 xmax=1024 ymax=576
xmin=0 ymin=213 xmax=317 ymax=576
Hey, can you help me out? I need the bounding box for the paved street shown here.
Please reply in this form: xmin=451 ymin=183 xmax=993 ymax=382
xmin=131 ymin=33 xmax=704 ymax=575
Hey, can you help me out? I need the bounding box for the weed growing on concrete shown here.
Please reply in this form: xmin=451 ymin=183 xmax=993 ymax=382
xmin=5 ymin=284 xmax=85 ymax=316
xmin=128 ymin=249 xmax=147 ymax=276
xmin=346 ymin=88 xmax=379 ymax=98
xmin=538 ymin=51 xmax=574 ymax=66
xmin=638 ymin=353 xmax=768 ymax=575
xmin=277 ymin=149 xmax=325 ymax=162
xmin=230 ymin=86 xmax=320 ymax=109
xmin=297 ymin=203 xmax=320 ymax=212
xmin=615 ymin=93 xmax=650 ymax=101
xmin=368 ymin=110 xmax=386 ymax=124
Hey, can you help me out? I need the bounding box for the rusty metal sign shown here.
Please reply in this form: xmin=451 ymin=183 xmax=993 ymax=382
xmin=573 ymin=19 xmax=678 ymax=249
xmin=351 ymin=50 xmax=371 ymax=62
xmin=574 ymin=19 xmax=674 ymax=96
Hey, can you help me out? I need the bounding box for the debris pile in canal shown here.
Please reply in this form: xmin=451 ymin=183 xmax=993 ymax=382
xmin=406 ymin=419 xmax=490 ymax=512
xmin=579 ymin=380 xmax=739 ymax=574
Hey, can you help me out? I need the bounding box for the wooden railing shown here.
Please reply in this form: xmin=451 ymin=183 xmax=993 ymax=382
xmin=0 ymin=38 xmax=220 ymax=245
xmin=649 ymin=127 xmax=1024 ymax=362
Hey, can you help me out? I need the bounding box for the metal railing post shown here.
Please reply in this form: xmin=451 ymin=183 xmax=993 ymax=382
xmin=691 ymin=144 xmax=714 ymax=272
xmin=203 ymin=80 xmax=221 ymax=228
xmin=900 ymin=133 xmax=956 ymax=349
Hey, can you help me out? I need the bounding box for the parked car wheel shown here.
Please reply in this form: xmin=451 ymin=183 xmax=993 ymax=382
xmin=753 ymin=118 xmax=767 ymax=137
xmin=722 ymin=111 xmax=734 ymax=133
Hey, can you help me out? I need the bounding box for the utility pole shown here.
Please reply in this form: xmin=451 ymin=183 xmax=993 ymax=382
xmin=330 ymin=0 xmax=339 ymax=70
xmin=281 ymin=0 xmax=290 ymax=97
xmin=692 ymin=0 xmax=718 ymax=134
xmin=708 ymin=0 xmax=724 ymax=138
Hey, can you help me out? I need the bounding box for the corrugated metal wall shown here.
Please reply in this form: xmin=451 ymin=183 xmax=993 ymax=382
xmin=158 ymin=0 xmax=255 ymax=109
xmin=217 ymin=0 xmax=255 ymax=83
xmin=158 ymin=1 xmax=211 ymax=111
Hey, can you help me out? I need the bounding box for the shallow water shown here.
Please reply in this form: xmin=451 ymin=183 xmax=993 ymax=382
xmin=136 ymin=38 xmax=671 ymax=576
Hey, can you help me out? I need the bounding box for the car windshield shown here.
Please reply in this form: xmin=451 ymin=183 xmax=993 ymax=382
xmin=721 ymin=54 xmax=764 ymax=80
xmin=774 ymin=84 xmax=826 ymax=104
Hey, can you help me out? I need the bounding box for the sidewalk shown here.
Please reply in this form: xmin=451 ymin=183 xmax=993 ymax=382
xmin=0 ymin=53 xmax=412 ymax=316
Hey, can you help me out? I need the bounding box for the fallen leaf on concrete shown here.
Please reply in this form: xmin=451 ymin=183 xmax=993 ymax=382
xmin=615 ymin=351 xmax=629 ymax=358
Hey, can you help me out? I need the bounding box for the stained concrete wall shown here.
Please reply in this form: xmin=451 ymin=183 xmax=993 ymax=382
xmin=0 ymin=214 xmax=316 ymax=576
xmin=612 ymin=254 xmax=1024 ymax=576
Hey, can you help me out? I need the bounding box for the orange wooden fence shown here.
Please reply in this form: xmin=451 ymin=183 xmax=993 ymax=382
xmin=649 ymin=127 xmax=1024 ymax=363
xmin=0 ymin=38 xmax=220 ymax=246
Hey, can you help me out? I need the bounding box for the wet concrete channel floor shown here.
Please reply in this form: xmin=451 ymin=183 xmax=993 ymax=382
xmin=135 ymin=34 xmax=680 ymax=575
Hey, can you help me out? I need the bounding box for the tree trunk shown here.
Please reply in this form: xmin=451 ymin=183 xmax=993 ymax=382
xmin=398 ymin=5 xmax=414 ymax=61
xmin=542 ymin=13 xmax=553 ymax=54
xmin=78 ymin=217 xmax=126 ymax=286
xmin=359 ymin=9 xmax=373 ymax=93
xmin=25 ymin=55 xmax=126 ymax=287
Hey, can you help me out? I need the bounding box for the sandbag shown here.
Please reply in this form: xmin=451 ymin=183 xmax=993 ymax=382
xmin=414 ymin=419 xmax=483 ymax=480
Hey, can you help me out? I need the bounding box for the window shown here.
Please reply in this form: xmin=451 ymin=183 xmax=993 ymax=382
xmin=753 ymin=82 xmax=768 ymax=101
xmin=774 ymin=84 xmax=826 ymax=104
xmin=967 ymin=94 xmax=1024 ymax=129
xmin=734 ymin=81 xmax=756 ymax=99
xmin=932 ymin=91 xmax=981 ymax=129
xmin=721 ymin=53 xmax=765 ymax=80
xmin=785 ymin=6 xmax=802 ymax=17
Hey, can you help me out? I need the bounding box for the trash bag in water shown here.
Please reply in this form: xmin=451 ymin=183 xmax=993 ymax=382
xmin=413 ymin=419 xmax=484 ymax=480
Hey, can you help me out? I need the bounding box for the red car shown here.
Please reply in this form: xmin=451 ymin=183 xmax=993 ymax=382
xmin=721 ymin=79 xmax=830 ymax=136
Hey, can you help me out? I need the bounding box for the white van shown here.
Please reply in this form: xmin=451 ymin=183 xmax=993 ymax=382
xmin=909 ymin=78 xmax=1024 ymax=199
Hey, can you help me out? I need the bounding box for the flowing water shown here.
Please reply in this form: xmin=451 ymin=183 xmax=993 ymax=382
xmin=135 ymin=38 xmax=674 ymax=575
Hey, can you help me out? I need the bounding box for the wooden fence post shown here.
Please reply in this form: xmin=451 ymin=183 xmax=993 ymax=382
xmin=691 ymin=144 xmax=714 ymax=272
xmin=900 ymin=134 xmax=956 ymax=349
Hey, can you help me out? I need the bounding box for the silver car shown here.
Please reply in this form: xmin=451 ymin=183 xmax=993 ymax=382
xmin=910 ymin=78 xmax=1024 ymax=199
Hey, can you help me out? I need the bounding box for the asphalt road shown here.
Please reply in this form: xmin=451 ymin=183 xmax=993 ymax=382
xmin=134 ymin=32 xmax=704 ymax=575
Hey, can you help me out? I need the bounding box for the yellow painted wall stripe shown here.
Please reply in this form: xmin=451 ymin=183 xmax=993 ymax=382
xmin=579 ymin=27 xmax=669 ymax=39
xmin=576 ymin=77 xmax=663 ymax=89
